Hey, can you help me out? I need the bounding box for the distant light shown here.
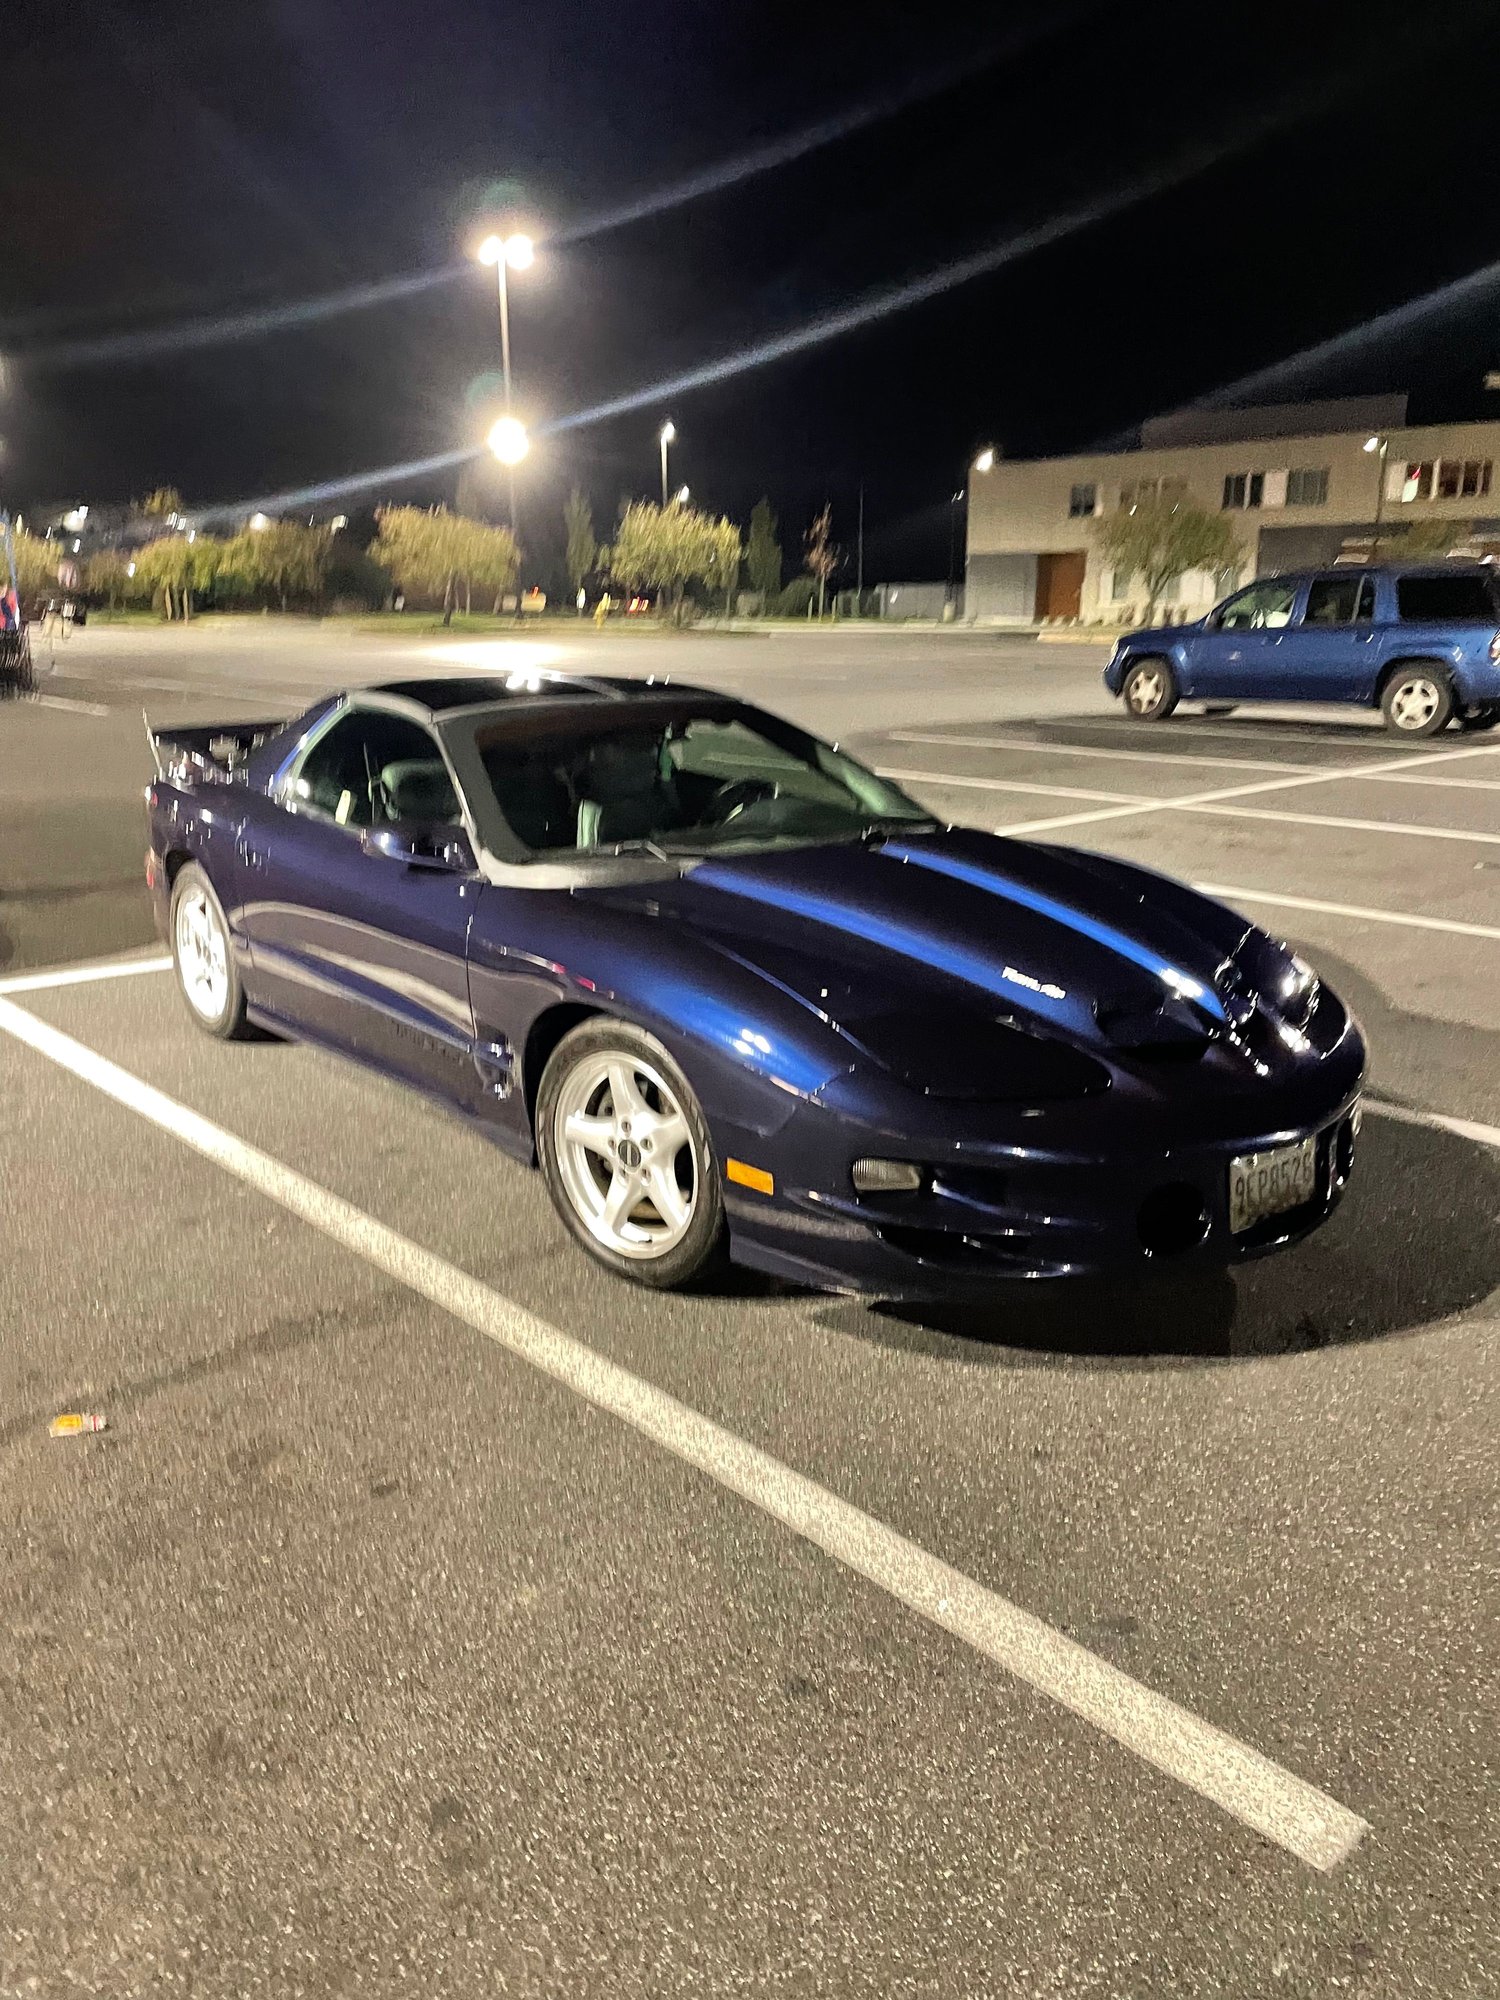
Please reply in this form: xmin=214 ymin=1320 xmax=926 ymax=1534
xmin=973 ymin=448 xmax=995 ymax=473
xmin=126 ymin=561 xmax=136 ymax=577
xmin=477 ymin=232 xmax=533 ymax=270
xmin=249 ymin=511 xmax=272 ymax=531
xmin=1363 ymin=435 xmax=1381 ymax=453
xmin=72 ymin=538 xmax=81 ymax=552
xmin=330 ymin=513 xmax=348 ymax=531
xmin=488 ymin=414 xmax=529 ymax=466
xmin=186 ymin=529 xmax=196 ymax=543
xmin=674 ymin=484 xmax=691 ymax=504
xmin=62 ymin=506 xmax=88 ymax=531
xmin=660 ymin=419 xmax=676 ymax=443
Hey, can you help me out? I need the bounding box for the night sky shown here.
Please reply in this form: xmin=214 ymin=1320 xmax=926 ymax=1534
xmin=5 ymin=0 xmax=1500 ymax=584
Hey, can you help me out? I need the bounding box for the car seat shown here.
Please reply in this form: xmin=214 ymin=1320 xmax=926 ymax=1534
xmin=573 ymin=737 xmax=679 ymax=847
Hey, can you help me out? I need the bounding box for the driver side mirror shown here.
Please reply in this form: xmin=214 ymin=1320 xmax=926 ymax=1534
xmin=361 ymin=822 xmax=474 ymax=872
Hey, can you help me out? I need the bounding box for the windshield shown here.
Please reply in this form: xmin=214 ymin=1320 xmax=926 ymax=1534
xmin=470 ymin=704 xmax=935 ymax=858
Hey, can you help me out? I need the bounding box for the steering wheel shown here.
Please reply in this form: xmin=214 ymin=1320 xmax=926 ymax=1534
xmin=706 ymin=777 xmax=779 ymax=825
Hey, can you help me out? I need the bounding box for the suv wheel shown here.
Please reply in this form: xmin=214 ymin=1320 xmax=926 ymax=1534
xmin=1121 ymin=657 xmax=1179 ymax=721
xmin=1381 ymin=666 xmax=1453 ymax=737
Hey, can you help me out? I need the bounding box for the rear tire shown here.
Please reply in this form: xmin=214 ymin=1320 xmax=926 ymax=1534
xmin=170 ymin=863 xmax=250 ymax=1039
xmin=1121 ymin=656 xmax=1179 ymax=721
xmin=536 ymin=1020 xmax=728 ymax=1290
xmin=1381 ymin=666 xmax=1453 ymax=737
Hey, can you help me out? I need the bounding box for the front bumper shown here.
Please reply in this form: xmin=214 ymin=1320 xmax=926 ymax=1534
xmin=721 ymin=1084 xmax=1363 ymax=1299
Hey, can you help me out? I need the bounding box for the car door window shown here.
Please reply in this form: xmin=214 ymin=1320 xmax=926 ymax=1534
xmin=1216 ymin=579 xmax=1299 ymax=630
xmin=1303 ymin=575 xmax=1369 ymax=626
xmin=288 ymin=711 xmax=460 ymax=828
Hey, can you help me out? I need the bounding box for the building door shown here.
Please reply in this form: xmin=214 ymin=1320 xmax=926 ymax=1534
xmin=1034 ymin=551 xmax=1086 ymax=621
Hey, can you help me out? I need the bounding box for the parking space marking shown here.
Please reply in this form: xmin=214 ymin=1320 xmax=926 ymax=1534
xmin=0 ymin=954 xmax=172 ymax=996
xmin=888 ymin=768 xmax=1500 ymax=846
xmin=1070 ymin=715 xmax=1389 ymax=749
xmin=987 ymin=739 xmax=1500 ymax=838
xmin=890 ymin=731 xmax=1318 ymax=776
xmin=27 ymin=694 xmax=112 ymax=718
xmin=892 ymin=731 xmax=1500 ymax=791
xmin=1191 ymin=883 xmax=1500 ymax=943
xmin=879 ymin=767 xmax=1145 ymax=805
xmin=1365 ymin=1098 xmax=1500 ymax=1151
xmin=1173 ymin=803 xmax=1500 ymax=848
xmin=0 ymin=992 xmax=1368 ymax=1874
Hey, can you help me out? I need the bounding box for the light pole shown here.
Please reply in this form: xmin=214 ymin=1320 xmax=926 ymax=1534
xmin=948 ymin=488 xmax=965 ymax=595
xmin=1363 ymin=433 xmax=1389 ymax=561
xmin=659 ymin=421 xmax=676 ymax=509
xmin=477 ymin=232 xmax=534 ymax=536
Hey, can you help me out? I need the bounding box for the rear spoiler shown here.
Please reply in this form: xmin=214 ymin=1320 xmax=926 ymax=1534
xmin=145 ymin=710 xmax=287 ymax=784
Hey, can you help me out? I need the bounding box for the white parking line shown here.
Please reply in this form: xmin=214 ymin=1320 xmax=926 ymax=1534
xmin=0 ymin=954 xmax=172 ymax=995
xmin=879 ymin=767 xmax=1143 ymax=805
xmin=27 ymin=694 xmax=112 ymax=718
xmin=0 ymin=993 xmax=1367 ymax=1874
xmin=1173 ymin=803 xmax=1500 ymax=848
xmin=891 ymin=731 xmax=1500 ymax=791
xmin=988 ymin=739 xmax=1500 ymax=838
xmin=890 ymin=731 xmax=1318 ymax=776
xmin=1191 ymin=882 xmax=1500 ymax=943
xmin=1365 ymin=1099 xmax=1500 ymax=1151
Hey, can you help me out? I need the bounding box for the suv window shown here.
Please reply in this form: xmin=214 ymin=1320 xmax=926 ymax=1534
xmin=290 ymin=710 xmax=460 ymax=828
xmin=1304 ymin=575 xmax=1373 ymax=626
xmin=1216 ymin=579 xmax=1298 ymax=630
xmin=1396 ymin=574 xmax=1498 ymax=624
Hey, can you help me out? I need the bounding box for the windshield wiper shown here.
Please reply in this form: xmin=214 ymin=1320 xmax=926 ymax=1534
xmin=860 ymin=815 xmax=941 ymax=843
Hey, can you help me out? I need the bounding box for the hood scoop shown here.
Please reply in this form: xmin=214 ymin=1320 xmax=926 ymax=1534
xmin=1095 ymin=995 xmax=1213 ymax=1059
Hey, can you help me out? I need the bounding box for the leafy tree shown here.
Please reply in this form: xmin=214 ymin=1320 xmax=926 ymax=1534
xmin=8 ymin=527 xmax=67 ymax=606
xmin=804 ymin=504 xmax=837 ymax=617
xmin=370 ymin=505 xmax=518 ymax=615
xmin=606 ymin=501 xmax=743 ymax=623
xmin=1092 ymin=496 xmax=1242 ymax=622
xmin=325 ymin=538 xmax=393 ymax=610
xmin=1376 ymin=517 xmax=1469 ymax=561
xmin=776 ymin=575 xmax=817 ymax=617
xmin=84 ymin=547 xmax=133 ymax=608
xmin=745 ymin=498 xmax=782 ymax=610
xmin=139 ymin=487 xmax=184 ymax=520
xmin=563 ymin=488 xmax=597 ymax=605
xmin=132 ymin=536 xmax=196 ymax=620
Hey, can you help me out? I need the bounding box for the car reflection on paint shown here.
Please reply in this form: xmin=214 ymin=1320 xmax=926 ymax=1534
xmin=145 ymin=674 xmax=1364 ymax=1296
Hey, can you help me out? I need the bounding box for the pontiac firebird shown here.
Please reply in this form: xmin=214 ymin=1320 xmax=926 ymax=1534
xmin=145 ymin=674 xmax=1364 ymax=1296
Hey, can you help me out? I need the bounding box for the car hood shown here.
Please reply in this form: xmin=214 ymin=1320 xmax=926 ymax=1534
xmin=1117 ymin=618 xmax=1203 ymax=649
xmin=588 ymin=828 xmax=1279 ymax=1081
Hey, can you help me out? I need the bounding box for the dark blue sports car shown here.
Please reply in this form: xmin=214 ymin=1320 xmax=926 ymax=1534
xmin=146 ymin=674 xmax=1364 ymax=1297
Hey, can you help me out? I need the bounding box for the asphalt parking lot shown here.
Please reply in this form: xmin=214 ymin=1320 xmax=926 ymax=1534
xmin=2 ymin=623 xmax=1497 ymax=1996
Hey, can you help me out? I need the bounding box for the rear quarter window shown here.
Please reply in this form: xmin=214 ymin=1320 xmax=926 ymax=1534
xmin=1396 ymin=574 xmax=1499 ymax=623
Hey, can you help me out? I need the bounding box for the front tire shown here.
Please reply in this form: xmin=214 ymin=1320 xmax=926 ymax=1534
xmin=536 ymin=1020 xmax=728 ymax=1289
xmin=1381 ymin=666 xmax=1453 ymax=737
xmin=170 ymin=863 xmax=249 ymax=1039
xmin=1121 ymin=656 xmax=1179 ymax=721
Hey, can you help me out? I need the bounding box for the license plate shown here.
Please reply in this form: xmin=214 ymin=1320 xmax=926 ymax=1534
xmin=1229 ymin=1134 xmax=1318 ymax=1233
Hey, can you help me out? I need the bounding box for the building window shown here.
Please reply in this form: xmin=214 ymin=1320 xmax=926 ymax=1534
xmin=1459 ymin=459 xmax=1492 ymax=498
xmin=1110 ymin=567 xmax=1130 ymax=600
xmin=1285 ymin=467 xmax=1329 ymax=506
xmin=1400 ymin=462 xmax=1434 ymax=502
xmin=1221 ymin=471 xmax=1265 ymax=510
xmin=1118 ymin=476 xmax=1185 ymax=512
xmin=1068 ymin=482 xmax=1097 ymax=518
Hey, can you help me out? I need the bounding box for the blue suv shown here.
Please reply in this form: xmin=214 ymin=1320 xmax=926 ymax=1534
xmin=1104 ymin=564 xmax=1500 ymax=736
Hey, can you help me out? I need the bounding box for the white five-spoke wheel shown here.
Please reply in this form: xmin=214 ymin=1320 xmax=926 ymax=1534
xmin=1121 ymin=656 xmax=1178 ymax=721
xmin=537 ymin=1022 xmax=727 ymax=1288
xmin=1381 ymin=667 xmax=1453 ymax=737
xmin=169 ymin=863 xmax=249 ymax=1038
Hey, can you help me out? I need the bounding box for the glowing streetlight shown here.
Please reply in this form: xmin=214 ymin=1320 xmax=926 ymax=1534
xmin=674 ymin=484 xmax=691 ymax=505
xmin=659 ymin=420 xmax=677 ymax=508
xmin=248 ymin=511 xmax=272 ymax=532
xmin=972 ymin=447 xmax=996 ymax=473
xmin=474 ymin=231 xmax=536 ymax=533
xmin=488 ymin=415 xmax=529 ymax=466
